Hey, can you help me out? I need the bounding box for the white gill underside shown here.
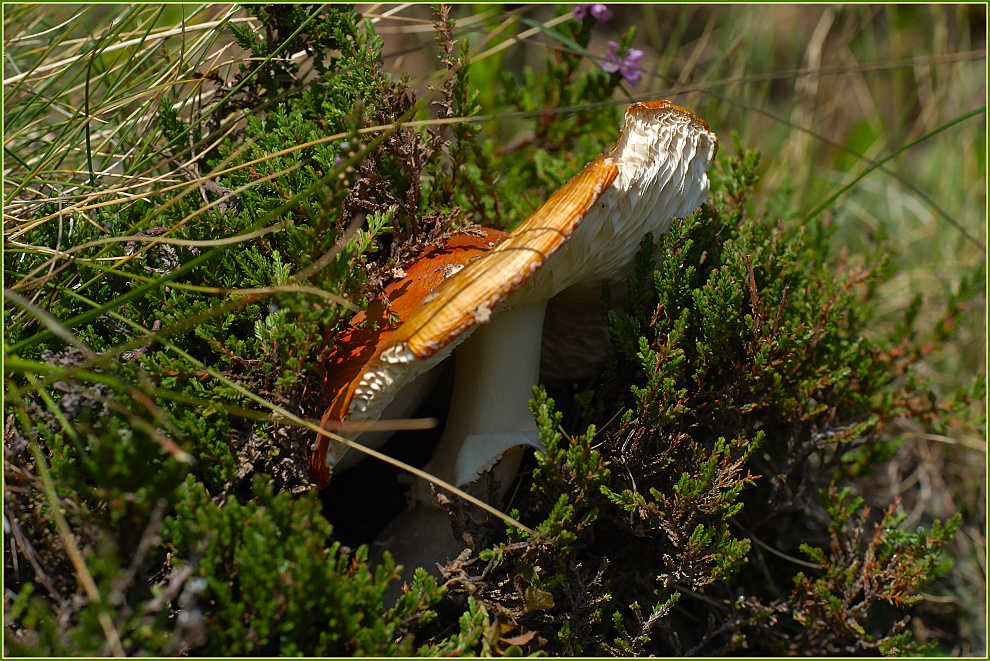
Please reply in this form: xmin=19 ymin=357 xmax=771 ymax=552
xmin=328 ymin=108 xmax=716 ymax=487
xmin=512 ymin=109 xmax=715 ymax=305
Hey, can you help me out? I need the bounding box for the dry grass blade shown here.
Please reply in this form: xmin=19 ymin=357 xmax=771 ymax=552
xmin=3 ymin=13 xmax=252 ymax=87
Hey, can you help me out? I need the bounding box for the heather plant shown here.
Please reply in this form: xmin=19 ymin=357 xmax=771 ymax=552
xmin=455 ymin=147 xmax=970 ymax=655
xmin=4 ymin=4 xmax=984 ymax=656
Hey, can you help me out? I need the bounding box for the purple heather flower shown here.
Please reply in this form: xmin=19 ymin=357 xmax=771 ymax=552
xmin=590 ymin=4 xmax=613 ymax=21
xmin=572 ymin=4 xmax=612 ymax=22
xmin=600 ymin=40 xmax=644 ymax=84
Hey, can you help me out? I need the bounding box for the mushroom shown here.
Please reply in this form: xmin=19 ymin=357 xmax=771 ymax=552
xmin=314 ymin=100 xmax=717 ymax=565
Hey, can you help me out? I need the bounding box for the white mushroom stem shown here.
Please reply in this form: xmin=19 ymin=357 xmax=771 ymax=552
xmin=414 ymin=300 xmax=546 ymax=504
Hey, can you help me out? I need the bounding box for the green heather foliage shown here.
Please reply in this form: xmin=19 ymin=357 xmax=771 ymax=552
xmin=160 ymin=475 xmax=445 ymax=656
xmin=466 ymin=145 xmax=965 ymax=655
xmin=3 ymin=5 xmax=983 ymax=657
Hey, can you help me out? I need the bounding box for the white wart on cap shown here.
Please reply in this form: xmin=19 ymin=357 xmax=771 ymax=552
xmin=313 ymin=100 xmax=717 ymax=502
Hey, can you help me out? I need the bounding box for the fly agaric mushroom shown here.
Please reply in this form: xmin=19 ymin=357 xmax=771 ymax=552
xmin=314 ymin=100 xmax=717 ymax=546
